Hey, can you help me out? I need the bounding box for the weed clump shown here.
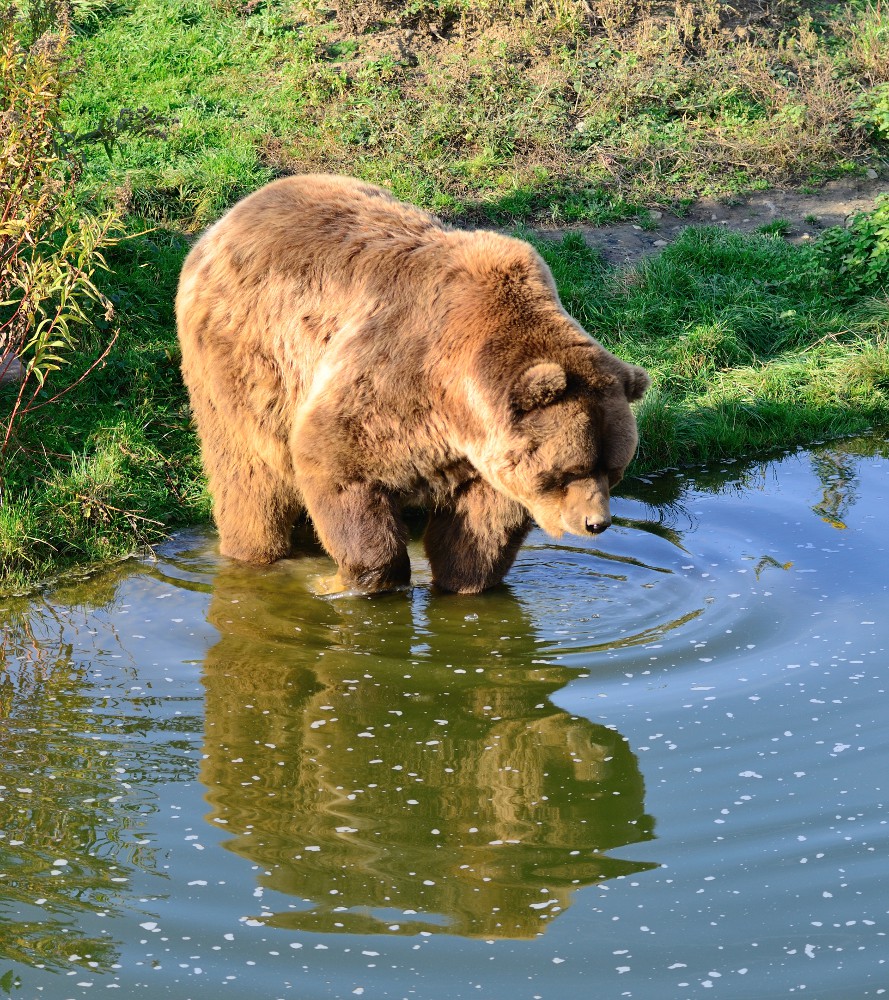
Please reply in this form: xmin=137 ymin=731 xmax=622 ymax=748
xmin=813 ymin=194 xmax=889 ymax=297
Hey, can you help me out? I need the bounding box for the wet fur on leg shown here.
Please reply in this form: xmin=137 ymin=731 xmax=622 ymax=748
xmin=425 ymin=480 xmax=531 ymax=594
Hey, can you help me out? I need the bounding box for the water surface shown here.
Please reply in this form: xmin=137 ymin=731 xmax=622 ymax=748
xmin=1 ymin=434 xmax=888 ymax=999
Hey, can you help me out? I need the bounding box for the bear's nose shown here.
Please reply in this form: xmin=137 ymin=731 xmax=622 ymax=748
xmin=585 ymin=517 xmax=611 ymax=535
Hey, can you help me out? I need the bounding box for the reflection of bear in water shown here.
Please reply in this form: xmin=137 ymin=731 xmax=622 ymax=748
xmin=177 ymin=175 xmax=649 ymax=594
xmin=199 ymin=564 xmax=656 ymax=938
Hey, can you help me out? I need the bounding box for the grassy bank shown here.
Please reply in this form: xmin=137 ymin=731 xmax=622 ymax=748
xmin=0 ymin=225 xmax=209 ymax=591
xmin=3 ymin=216 xmax=888 ymax=593
xmin=64 ymin=0 xmax=889 ymax=224
xmin=1 ymin=0 xmax=888 ymax=593
xmin=534 ymin=222 xmax=889 ymax=469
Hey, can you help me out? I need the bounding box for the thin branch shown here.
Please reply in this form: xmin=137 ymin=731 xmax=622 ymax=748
xmin=22 ymin=327 xmax=119 ymax=414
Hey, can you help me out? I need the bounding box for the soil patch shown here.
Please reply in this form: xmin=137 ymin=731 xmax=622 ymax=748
xmin=534 ymin=174 xmax=889 ymax=264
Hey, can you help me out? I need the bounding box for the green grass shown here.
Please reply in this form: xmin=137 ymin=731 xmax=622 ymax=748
xmin=0 ymin=227 xmax=209 ymax=591
xmin=61 ymin=0 xmax=889 ymax=226
xmin=532 ymin=226 xmax=889 ymax=470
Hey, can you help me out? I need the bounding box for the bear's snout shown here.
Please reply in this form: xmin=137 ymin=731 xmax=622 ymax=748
xmin=584 ymin=516 xmax=611 ymax=535
xmin=546 ymin=477 xmax=614 ymax=539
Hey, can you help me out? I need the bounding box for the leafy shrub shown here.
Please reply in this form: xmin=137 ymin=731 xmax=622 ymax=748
xmin=855 ymin=82 xmax=889 ymax=141
xmin=814 ymin=195 xmax=889 ymax=297
xmin=0 ymin=1 xmax=119 ymax=480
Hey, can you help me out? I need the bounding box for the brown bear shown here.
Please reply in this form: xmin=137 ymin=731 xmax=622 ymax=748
xmin=176 ymin=174 xmax=649 ymax=594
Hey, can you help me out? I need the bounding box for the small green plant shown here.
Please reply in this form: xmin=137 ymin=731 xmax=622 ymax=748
xmin=814 ymin=195 xmax=889 ymax=296
xmin=756 ymin=219 xmax=793 ymax=237
xmin=72 ymin=105 xmax=171 ymax=160
xmin=855 ymin=82 xmax=889 ymax=141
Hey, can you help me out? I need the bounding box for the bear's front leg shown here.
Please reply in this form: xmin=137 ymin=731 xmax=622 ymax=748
xmin=425 ymin=479 xmax=532 ymax=594
xmin=299 ymin=477 xmax=411 ymax=593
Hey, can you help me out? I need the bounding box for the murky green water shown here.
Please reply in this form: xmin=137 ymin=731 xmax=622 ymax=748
xmin=1 ymin=434 xmax=888 ymax=999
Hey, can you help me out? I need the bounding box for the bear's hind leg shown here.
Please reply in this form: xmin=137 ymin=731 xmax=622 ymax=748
xmin=298 ymin=478 xmax=411 ymax=593
xmin=212 ymin=458 xmax=299 ymax=564
xmin=424 ymin=480 xmax=531 ymax=594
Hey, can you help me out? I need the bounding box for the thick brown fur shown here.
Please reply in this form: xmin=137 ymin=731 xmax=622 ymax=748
xmin=176 ymin=175 xmax=650 ymax=594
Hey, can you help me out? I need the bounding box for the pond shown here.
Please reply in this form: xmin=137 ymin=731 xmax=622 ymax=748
xmin=1 ymin=433 xmax=888 ymax=1000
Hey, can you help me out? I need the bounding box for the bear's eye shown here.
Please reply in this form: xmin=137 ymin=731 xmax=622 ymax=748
xmin=553 ymin=469 xmax=587 ymax=491
xmin=557 ymin=467 xmax=590 ymax=486
xmin=535 ymin=470 xmax=566 ymax=492
xmin=536 ymin=467 xmax=592 ymax=493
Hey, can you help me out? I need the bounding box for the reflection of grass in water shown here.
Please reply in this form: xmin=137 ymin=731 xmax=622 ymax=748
xmin=810 ymin=449 xmax=860 ymax=530
xmin=754 ymin=555 xmax=794 ymax=579
xmin=539 ymin=539 xmax=676 ymax=575
xmin=0 ymin=923 xmax=117 ymax=979
xmin=622 ymin=432 xmax=889 ymax=540
xmin=0 ymin=601 xmax=167 ymax=971
xmin=543 ymin=606 xmax=705 ymax=657
xmin=612 ymin=516 xmax=689 ymax=553
xmin=199 ymin=575 xmax=658 ymax=938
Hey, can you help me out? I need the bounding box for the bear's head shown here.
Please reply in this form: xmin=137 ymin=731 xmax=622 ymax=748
xmin=474 ymin=346 xmax=649 ymax=539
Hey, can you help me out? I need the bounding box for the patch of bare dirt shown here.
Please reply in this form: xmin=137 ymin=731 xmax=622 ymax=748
xmin=538 ymin=174 xmax=889 ymax=265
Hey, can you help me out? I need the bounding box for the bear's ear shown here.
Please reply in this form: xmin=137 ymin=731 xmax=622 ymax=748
xmin=512 ymin=362 xmax=568 ymax=412
xmin=623 ymin=364 xmax=650 ymax=403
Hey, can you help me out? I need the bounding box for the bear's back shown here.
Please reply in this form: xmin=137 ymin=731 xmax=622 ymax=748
xmin=175 ymin=175 xmax=589 ymax=426
xmin=181 ymin=175 xmax=446 ymax=298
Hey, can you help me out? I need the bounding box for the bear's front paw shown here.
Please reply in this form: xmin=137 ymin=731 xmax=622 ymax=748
xmin=312 ymin=564 xmax=411 ymax=596
xmin=312 ymin=571 xmax=350 ymax=596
